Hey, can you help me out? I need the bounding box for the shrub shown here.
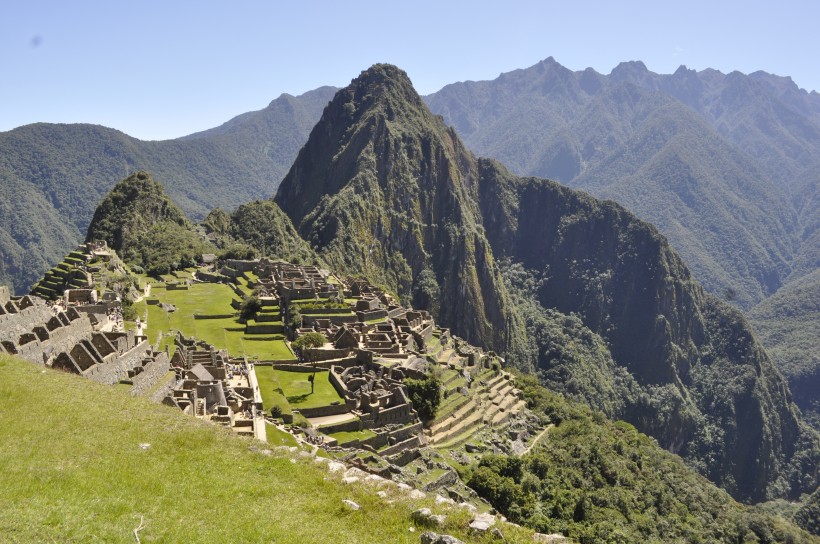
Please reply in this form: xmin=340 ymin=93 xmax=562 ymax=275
xmin=405 ymin=375 xmax=442 ymax=422
xmin=239 ymin=296 xmax=261 ymax=320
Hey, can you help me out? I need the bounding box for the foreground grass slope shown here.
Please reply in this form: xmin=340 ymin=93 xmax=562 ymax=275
xmin=0 ymin=355 xmax=529 ymax=543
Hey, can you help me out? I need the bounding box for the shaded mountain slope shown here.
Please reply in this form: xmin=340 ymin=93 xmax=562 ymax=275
xmin=749 ymin=269 xmax=820 ymax=429
xmin=0 ymin=86 xmax=336 ymax=293
xmin=274 ymin=64 xmax=818 ymax=502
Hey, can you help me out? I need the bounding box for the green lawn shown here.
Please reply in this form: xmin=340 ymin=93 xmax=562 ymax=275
xmin=328 ymin=428 xmax=377 ymax=445
xmin=0 ymin=355 xmax=512 ymax=543
xmin=132 ymin=282 xmax=295 ymax=360
xmin=254 ymin=365 xmax=284 ymax=409
xmin=256 ymin=367 xmax=343 ymax=409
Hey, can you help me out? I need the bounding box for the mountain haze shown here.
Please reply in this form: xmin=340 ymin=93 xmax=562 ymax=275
xmin=274 ymin=64 xmax=818 ymax=503
xmin=425 ymin=57 xmax=819 ymax=310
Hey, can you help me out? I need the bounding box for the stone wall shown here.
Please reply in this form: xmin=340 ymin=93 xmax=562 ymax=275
xmin=384 ymin=448 xmax=420 ymax=467
xmin=10 ymin=313 xmax=95 ymax=365
xmin=245 ymin=323 xmax=283 ymax=334
xmin=329 ymin=365 xmax=348 ymax=398
xmin=303 ymin=347 xmax=351 ymax=362
xmin=196 ymin=271 xmax=229 ymax=283
xmin=129 ymin=351 xmax=171 ymax=396
xmin=225 ymin=259 xmax=259 ymax=272
xmin=357 ymin=309 xmax=388 ymax=322
xmin=85 ymin=339 xmax=152 ymax=385
xmin=421 ymin=469 xmax=459 ymax=492
xmin=375 ymin=402 xmax=415 ymax=427
xmin=149 ymin=374 xmax=178 ymax=403
xmin=389 ymin=421 xmax=423 ymax=443
xmin=318 ymin=418 xmax=363 ymax=434
xmin=0 ymin=305 xmax=53 ymax=343
xmin=379 ymin=435 xmax=421 ymax=457
xmin=296 ymin=402 xmax=354 ymax=419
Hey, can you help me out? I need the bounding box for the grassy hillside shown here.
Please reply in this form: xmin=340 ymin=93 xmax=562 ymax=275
xmin=0 ymin=354 xmax=531 ymax=543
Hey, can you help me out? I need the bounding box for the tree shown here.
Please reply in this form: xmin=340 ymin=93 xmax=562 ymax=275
xmin=288 ymin=307 xmax=302 ymax=332
xmin=239 ymin=295 xmax=261 ymax=320
xmin=404 ymin=375 xmax=442 ymax=422
xmin=291 ymin=332 xmax=326 ymax=352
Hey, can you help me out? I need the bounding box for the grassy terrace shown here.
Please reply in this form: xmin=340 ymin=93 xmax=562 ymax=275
xmin=132 ymin=281 xmax=294 ymax=360
xmin=0 ymin=355 xmax=525 ymax=542
xmin=255 ymin=367 xmax=343 ymax=409
xmin=328 ymin=429 xmax=377 ymax=445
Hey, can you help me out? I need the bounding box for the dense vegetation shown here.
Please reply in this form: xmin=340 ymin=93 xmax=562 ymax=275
xmin=795 ymin=488 xmax=820 ymax=536
xmin=405 ymin=375 xmax=443 ymax=422
xmin=0 ymin=87 xmax=336 ymax=294
xmin=84 ymin=171 xmax=216 ymax=276
xmin=226 ymin=200 xmax=317 ymax=264
xmin=749 ymin=269 xmax=820 ymax=429
xmin=460 ymin=373 xmax=818 ymax=543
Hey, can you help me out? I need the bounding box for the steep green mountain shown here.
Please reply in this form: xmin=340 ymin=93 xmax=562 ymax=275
xmin=275 ymin=64 xmax=818 ymax=503
xmin=0 ymin=86 xmax=336 ymax=294
xmin=425 ymin=58 xmax=811 ymax=310
xmin=224 ymin=200 xmax=317 ymax=264
xmin=276 ymin=64 xmax=513 ymax=351
xmin=85 ymin=171 xmax=214 ymax=275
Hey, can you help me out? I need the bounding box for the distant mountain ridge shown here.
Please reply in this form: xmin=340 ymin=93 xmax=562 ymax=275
xmin=424 ymin=57 xmax=820 ymax=309
xmin=0 ymin=86 xmax=336 ymax=294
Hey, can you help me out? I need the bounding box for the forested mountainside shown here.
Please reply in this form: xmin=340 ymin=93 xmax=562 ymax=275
xmin=749 ymin=269 xmax=820 ymax=429
xmin=425 ymin=57 xmax=820 ymax=436
xmin=274 ymin=64 xmax=818 ymax=503
xmin=0 ymin=86 xmax=335 ymax=294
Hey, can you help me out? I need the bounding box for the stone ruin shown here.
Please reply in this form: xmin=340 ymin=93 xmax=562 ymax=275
xmin=0 ymin=288 xmax=172 ymax=400
xmin=164 ymin=333 xmax=265 ymax=440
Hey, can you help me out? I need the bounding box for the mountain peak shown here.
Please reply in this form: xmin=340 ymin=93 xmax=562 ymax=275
xmin=354 ymin=63 xmax=413 ymax=87
xmin=610 ymin=60 xmax=649 ymax=80
xmin=275 ymin=63 xmax=446 ymax=224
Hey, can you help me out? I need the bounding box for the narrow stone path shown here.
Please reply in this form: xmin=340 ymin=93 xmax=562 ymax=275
xmin=520 ymin=424 xmax=554 ymax=456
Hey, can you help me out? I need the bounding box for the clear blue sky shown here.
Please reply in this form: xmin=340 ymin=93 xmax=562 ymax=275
xmin=1 ymin=0 xmax=817 ymax=141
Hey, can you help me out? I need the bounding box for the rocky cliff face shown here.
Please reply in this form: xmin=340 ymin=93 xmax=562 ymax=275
xmin=275 ymin=64 xmax=817 ymax=502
